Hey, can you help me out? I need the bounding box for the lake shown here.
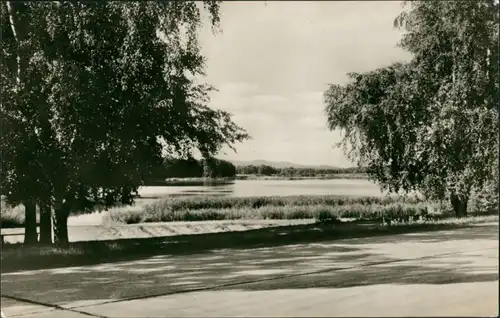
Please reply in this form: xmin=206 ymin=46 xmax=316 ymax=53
xmin=69 ymin=179 xmax=398 ymax=226
xmin=137 ymin=179 xmax=386 ymax=198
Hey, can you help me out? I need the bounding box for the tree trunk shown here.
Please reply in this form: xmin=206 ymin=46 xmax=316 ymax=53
xmin=53 ymin=204 xmax=70 ymax=247
xmin=450 ymin=193 xmax=468 ymax=218
xmin=23 ymin=201 xmax=38 ymax=245
xmin=8 ymin=1 xmax=40 ymax=246
xmin=39 ymin=202 xmax=52 ymax=244
xmin=6 ymin=2 xmax=28 ymax=87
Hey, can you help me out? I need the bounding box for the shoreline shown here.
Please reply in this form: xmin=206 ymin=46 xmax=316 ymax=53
xmin=1 ymin=217 xmax=497 ymax=273
xmin=157 ymin=174 xmax=369 ymax=184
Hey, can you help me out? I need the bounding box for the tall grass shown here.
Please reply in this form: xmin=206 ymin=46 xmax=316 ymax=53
xmin=103 ymin=195 xmax=439 ymax=224
xmin=145 ymin=194 xmax=423 ymax=211
xmin=4 ymin=192 xmax=494 ymax=227
xmin=105 ymin=202 xmax=439 ymax=224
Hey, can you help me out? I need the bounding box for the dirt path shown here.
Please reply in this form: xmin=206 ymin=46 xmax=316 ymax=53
xmin=1 ymin=223 xmax=497 ymax=317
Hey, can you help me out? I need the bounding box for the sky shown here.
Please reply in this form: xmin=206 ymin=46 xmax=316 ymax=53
xmin=197 ymin=1 xmax=412 ymax=167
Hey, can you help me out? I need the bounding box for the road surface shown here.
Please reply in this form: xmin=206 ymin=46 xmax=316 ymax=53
xmin=1 ymin=222 xmax=498 ymax=317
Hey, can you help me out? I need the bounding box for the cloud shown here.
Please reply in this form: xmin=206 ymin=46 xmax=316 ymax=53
xmin=252 ymin=94 xmax=288 ymax=104
xmin=198 ymin=1 xmax=411 ymax=166
xmin=216 ymin=82 xmax=260 ymax=96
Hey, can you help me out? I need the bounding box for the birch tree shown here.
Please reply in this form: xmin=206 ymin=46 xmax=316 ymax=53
xmin=324 ymin=0 xmax=499 ymax=217
xmin=1 ymin=1 xmax=249 ymax=245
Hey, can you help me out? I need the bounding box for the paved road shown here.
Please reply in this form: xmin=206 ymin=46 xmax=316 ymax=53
xmin=1 ymin=220 xmax=314 ymax=244
xmin=1 ymin=223 xmax=498 ymax=317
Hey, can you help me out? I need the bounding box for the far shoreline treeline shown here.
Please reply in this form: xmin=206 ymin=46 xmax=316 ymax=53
xmin=149 ymin=158 xmax=367 ymax=182
xmin=236 ymin=164 xmax=366 ymax=178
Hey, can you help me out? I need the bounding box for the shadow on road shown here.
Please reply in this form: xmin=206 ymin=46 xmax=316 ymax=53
xmin=218 ymin=254 xmax=498 ymax=292
xmin=3 ymin=221 xmax=496 ymax=274
xmin=341 ymin=223 xmax=499 ymax=245
xmin=1 ymin=223 xmax=497 ymax=308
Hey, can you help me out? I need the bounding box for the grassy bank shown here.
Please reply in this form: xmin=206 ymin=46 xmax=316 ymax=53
xmin=106 ymin=202 xmax=438 ymax=224
xmin=128 ymin=194 xmax=423 ymax=210
xmin=1 ymin=215 xmax=496 ymax=273
xmin=104 ymin=195 xmax=435 ymax=224
xmin=3 ymin=193 xmax=492 ymax=227
xmin=0 ymin=195 xmax=447 ymax=227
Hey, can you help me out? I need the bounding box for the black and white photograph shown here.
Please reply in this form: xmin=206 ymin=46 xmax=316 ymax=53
xmin=1 ymin=1 xmax=498 ymax=317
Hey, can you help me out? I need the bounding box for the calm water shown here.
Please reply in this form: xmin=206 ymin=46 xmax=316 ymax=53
xmin=137 ymin=179 xmax=386 ymax=199
xmin=69 ymin=179 xmax=392 ymax=226
xmin=68 ymin=179 xmax=409 ymax=226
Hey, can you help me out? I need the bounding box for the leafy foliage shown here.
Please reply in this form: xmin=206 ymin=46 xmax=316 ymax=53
xmin=324 ymin=1 xmax=499 ymax=215
xmin=1 ymin=1 xmax=249 ymax=244
xmin=151 ymin=157 xmax=237 ymax=179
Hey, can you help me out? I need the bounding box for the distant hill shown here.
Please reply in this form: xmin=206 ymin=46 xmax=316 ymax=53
xmin=229 ymin=159 xmax=340 ymax=170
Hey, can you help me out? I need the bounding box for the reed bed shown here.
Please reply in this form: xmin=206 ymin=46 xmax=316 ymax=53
xmin=142 ymin=194 xmax=422 ymax=211
xmin=5 ymin=194 xmax=490 ymax=227
xmin=103 ymin=195 xmax=437 ymax=224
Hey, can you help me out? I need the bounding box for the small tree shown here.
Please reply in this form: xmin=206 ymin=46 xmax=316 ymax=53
xmin=201 ymin=157 xmax=218 ymax=178
xmin=258 ymin=165 xmax=277 ymax=176
xmin=244 ymin=165 xmax=259 ymax=175
xmin=215 ymin=159 xmax=237 ymax=178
